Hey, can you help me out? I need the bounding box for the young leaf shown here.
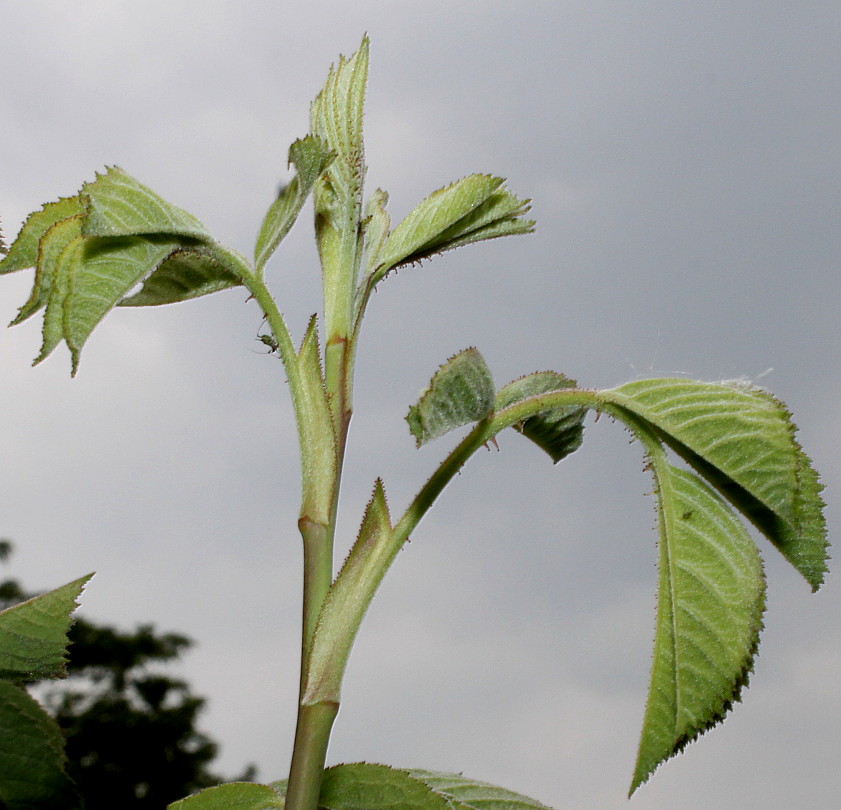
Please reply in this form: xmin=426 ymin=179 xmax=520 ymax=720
xmin=167 ymin=782 xmax=285 ymax=809
xmin=406 ymin=348 xmax=495 ymax=447
xmin=118 ymin=247 xmax=242 ymax=306
xmin=630 ymin=463 xmax=765 ymax=794
xmin=0 ymin=574 xmax=93 ymax=680
xmin=295 ymin=315 xmax=339 ymax=526
xmin=602 ymin=378 xmax=828 ymax=589
xmin=0 ymin=682 xmax=83 ymax=809
xmin=0 ymin=195 xmax=84 ymax=276
xmin=303 ymin=481 xmax=392 ymax=705
xmin=318 ymin=763 xmax=452 ymax=810
xmin=372 ymin=175 xmax=534 ymax=284
xmin=495 ymin=371 xmax=587 ymax=462
xmin=407 ymin=769 xmax=556 ymax=810
xmin=81 ymin=166 xmax=212 ymax=240
xmin=254 ymin=135 xmax=335 ymax=274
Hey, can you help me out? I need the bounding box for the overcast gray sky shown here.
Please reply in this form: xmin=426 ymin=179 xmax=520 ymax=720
xmin=2 ymin=3 xmax=839 ymax=808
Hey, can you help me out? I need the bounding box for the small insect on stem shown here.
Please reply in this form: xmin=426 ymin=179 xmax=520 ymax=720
xmin=256 ymin=334 xmax=280 ymax=354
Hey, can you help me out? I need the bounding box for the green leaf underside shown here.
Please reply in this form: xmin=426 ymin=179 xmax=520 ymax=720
xmin=304 ymin=482 xmax=392 ymax=704
xmin=407 ymin=348 xmax=495 ymax=447
xmin=296 ymin=316 xmax=339 ymax=525
xmin=0 ymin=574 xmax=92 ymax=680
xmin=319 ymin=764 xmax=556 ymax=810
xmin=0 ymin=196 xmax=84 ymax=276
xmin=374 ymin=175 xmax=533 ymax=283
xmin=631 ymin=464 xmax=765 ymax=794
xmin=603 ymin=378 xmax=827 ymax=589
xmin=167 ymin=782 xmax=284 ymax=809
xmin=118 ymin=248 xmax=241 ymax=306
xmin=495 ymin=371 xmax=586 ymax=462
xmin=255 ymin=135 xmax=335 ymax=273
xmin=81 ymin=166 xmax=212 ymax=240
xmin=0 ymin=682 xmax=82 ymax=809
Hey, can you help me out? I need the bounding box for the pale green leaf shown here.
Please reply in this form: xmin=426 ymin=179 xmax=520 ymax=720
xmin=118 ymin=247 xmax=242 ymax=306
xmin=602 ymin=378 xmax=827 ymax=589
xmin=406 ymin=348 xmax=495 ymax=447
xmin=0 ymin=682 xmax=83 ymax=809
xmin=630 ymin=464 xmax=765 ymax=794
xmin=167 ymin=782 xmax=284 ymax=810
xmin=318 ymin=763 xmax=451 ymax=810
xmin=408 ymin=770 xmax=556 ymax=810
xmin=495 ymin=371 xmax=586 ymax=463
xmin=295 ymin=315 xmax=339 ymax=526
xmin=374 ymin=175 xmax=533 ymax=284
xmin=304 ymin=482 xmax=392 ymax=705
xmin=254 ymin=135 xmax=334 ymax=273
xmin=0 ymin=574 xmax=92 ymax=680
xmin=63 ymin=236 xmax=181 ymax=374
xmin=0 ymin=196 xmax=84 ymax=276
xmin=81 ymin=166 xmax=212 ymax=240
xmin=362 ymin=188 xmax=391 ymax=276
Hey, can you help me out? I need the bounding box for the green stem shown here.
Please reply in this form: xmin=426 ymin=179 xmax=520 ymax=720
xmin=284 ymin=702 xmax=339 ymax=810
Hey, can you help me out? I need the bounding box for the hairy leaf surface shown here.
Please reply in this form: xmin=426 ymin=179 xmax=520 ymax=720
xmin=602 ymin=378 xmax=827 ymax=588
xmin=255 ymin=135 xmax=335 ymax=274
xmin=81 ymin=166 xmax=212 ymax=240
xmin=495 ymin=371 xmax=586 ymax=462
xmin=630 ymin=463 xmax=765 ymax=793
xmin=167 ymin=782 xmax=284 ymax=809
xmin=0 ymin=682 xmax=82 ymax=809
xmin=304 ymin=482 xmax=392 ymax=705
xmin=408 ymin=769 xmax=556 ymax=809
xmin=0 ymin=574 xmax=92 ymax=680
xmin=374 ymin=175 xmax=533 ymax=283
xmin=406 ymin=348 xmax=495 ymax=447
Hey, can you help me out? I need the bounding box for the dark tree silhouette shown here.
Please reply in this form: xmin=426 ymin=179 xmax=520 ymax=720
xmin=1 ymin=540 xmax=255 ymax=808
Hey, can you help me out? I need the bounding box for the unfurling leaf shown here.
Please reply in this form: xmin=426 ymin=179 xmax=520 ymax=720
xmin=495 ymin=371 xmax=586 ymax=462
xmin=3 ymin=169 xmax=249 ymax=374
xmin=602 ymin=378 xmax=828 ymax=589
xmin=406 ymin=348 xmax=495 ymax=447
xmin=254 ymin=135 xmax=335 ymax=274
xmin=630 ymin=463 xmax=765 ymax=794
xmin=372 ymin=174 xmax=533 ymax=284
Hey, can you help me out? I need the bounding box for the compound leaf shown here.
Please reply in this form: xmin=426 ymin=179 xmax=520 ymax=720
xmin=495 ymin=371 xmax=586 ymax=463
xmin=374 ymin=175 xmax=533 ymax=284
xmin=0 ymin=682 xmax=83 ymax=809
xmin=630 ymin=463 xmax=765 ymax=794
xmin=602 ymin=378 xmax=827 ymax=589
xmin=406 ymin=348 xmax=495 ymax=447
xmin=81 ymin=166 xmax=212 ymax=240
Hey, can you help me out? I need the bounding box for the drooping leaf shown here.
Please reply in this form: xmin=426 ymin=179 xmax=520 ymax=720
xmin=318 ymin=764 xmax=452 ymax=810
xmin=0 ymin=196 xmax=84 ymax=276
xmin=602 ymin=378 xmax=828 ymax=589
xmin=118 ymin=247 xmax=242 ymax=306
xmin=406 ymin=348 xmax=495 ymax=447
xmin=0 ymin=574 xmax=92 ymax=680
xmin=495 ymin=371 xmax=586 ymax=463
xmin=295 ymin=315 xmax=339 ymax=526
xmin=81 ymin=166 xmax=212 ymax=240
xmin=372 ymin=175 xmax=533 ymax=284
xmin=408 ymin=769 xmax=556 ymax=810
xmin=303 ymin=482 xmax=392 ymax=705
xmin=630 ymin=463 xmax=765 ymax=794
xmin=254 ymin=135 xmax=335 ymax=274
xmin=0 ymin=682 xmax=83 ymax=809
xmin=167 ymin=782 xmax=284 ymax=810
